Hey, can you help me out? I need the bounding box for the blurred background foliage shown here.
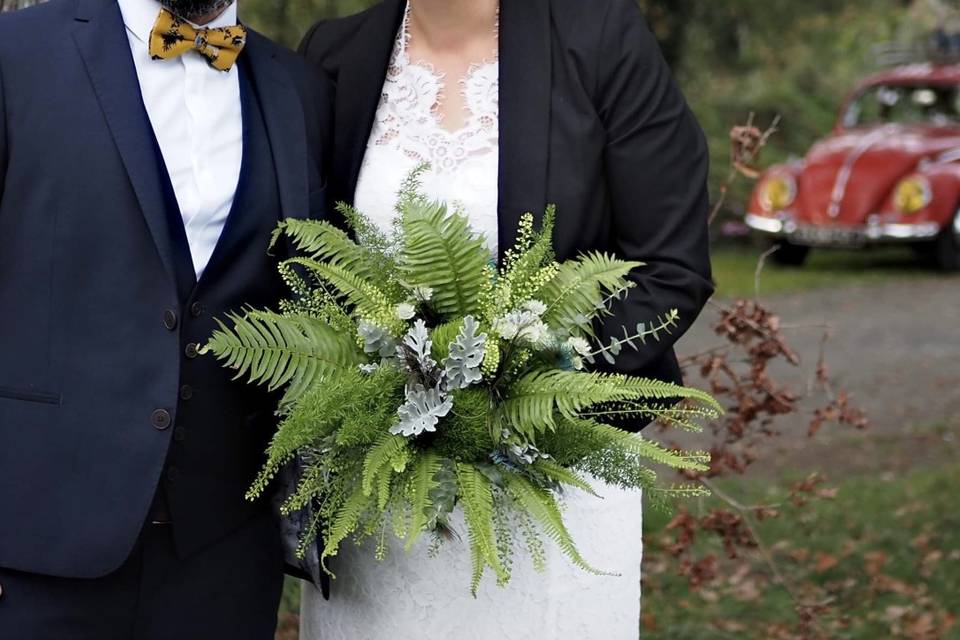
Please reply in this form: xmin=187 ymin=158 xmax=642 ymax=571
xmin=236 ymin=0 xmax=958 ymax=216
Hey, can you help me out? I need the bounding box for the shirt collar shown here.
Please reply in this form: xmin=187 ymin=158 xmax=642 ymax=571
xmin=118 ymin=0 xmax=240 ymax=45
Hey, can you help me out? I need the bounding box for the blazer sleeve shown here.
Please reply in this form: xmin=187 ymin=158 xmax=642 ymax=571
xmin=302 ymin=59 xmax=334 ymax=220
xmin=593 ymin=0 xmax=714 ymax=378
xmin=0 ymin=52 xmax=8 ymax=205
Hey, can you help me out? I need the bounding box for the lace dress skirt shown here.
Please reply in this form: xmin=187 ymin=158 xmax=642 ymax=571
xmin=300 ymin=483 xmax=643 ymax=640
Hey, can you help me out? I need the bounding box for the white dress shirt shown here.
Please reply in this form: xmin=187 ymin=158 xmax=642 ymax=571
xmin=118 ymin=0 xmax=243 ymax=279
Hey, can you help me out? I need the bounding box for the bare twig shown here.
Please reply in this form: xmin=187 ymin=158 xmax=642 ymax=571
xmin=754 ymin=244 xmax=780 ymax=300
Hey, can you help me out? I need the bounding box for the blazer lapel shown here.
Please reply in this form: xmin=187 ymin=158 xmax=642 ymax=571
xmin=243 ymin=31 xmax=308 ymax=223
xmin=498 ymin=0 xmax=553 ymax=254
xmin=72 ymin=0 xmax=179 ymax=287
xmin=333 ymin=0 xmax=406 ymax=207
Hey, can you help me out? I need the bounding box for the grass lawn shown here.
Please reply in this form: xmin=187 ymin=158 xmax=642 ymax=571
xmin=710 ymin=244 xmax=948 ymax=298
xmin=641 ymin=464 xmax=960 ymax=640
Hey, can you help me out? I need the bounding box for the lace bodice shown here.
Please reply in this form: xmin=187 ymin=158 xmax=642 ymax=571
xmin=353 ymin=1 xmax=501 ymax=256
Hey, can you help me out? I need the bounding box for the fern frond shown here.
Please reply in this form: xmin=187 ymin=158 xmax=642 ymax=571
xmin=320 ymin=483 xmax=375 ymax=577
xmin=505 ymin=474 xmax=610 ymax=576
xmin=205 ymin=310 xmax=364 ymax=406
xmin=500 ymin=370 xmax=720 ymax=437
xmin=539 ymin=253 xmax=641 ymax=335
xmin=456 ymin=463 xmax=509 ymax=595
xmin=531 ymin=459 xmax=599 ymax=497
xmin=287 ymin=257 xmax=404 ymax=332
xmin=399 ymin=199 xmax=492 ymax=318
xmin=406 ymin=452 xmax=443 ymax=551
xmin=588 ymin=422 xmax=711 ymax=472
xmin=362 ymin=434 xmax=410 ymax=497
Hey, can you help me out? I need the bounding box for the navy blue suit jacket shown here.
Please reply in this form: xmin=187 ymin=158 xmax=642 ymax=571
xmin=0 ymin=0 xmax=330 ymax=579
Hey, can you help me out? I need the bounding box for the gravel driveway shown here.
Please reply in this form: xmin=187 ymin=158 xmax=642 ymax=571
xmin=673 ymin=276 xmax=960 ymax=473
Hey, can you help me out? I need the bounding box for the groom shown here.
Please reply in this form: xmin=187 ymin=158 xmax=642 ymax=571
xmin=0 ymin=0 xmax=328 ymax=637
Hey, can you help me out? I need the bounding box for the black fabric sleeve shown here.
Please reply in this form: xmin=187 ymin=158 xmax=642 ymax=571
xmin=304 ymin=62 xmax=334 ymax=220
xmin=0 ymin=52 xmax=8 ymax=205
xmin=593 ymin=0 xmax=715 ymax=378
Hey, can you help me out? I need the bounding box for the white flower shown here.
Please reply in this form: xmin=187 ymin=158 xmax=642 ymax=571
xmin=522 ymin=299 xmax=548 ymax=317
xmin=412 ymin=286 xmax=434 ymax=302
xmin=494 ymin=316 xmax=520 ymax=340
xmin=396 ymin=303 xmax=416 ymax=320
xmin=566 ymin=336 xmax=593 ymax=357
xmin=494 ymin=309 xmax=550 ymax=346
xmin=519 ymin=319 xmax=550 ymax=345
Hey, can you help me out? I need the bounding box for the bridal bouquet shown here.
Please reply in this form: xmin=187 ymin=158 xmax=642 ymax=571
xmin=206 ymin=172 xmax=719 ymax=593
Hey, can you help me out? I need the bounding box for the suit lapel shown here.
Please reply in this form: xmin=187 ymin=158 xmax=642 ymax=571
xmin=333 ymin=0 xmax=406 ymax=207
xmin=498 ymin=0 xmax=552 ymax=254
xmin=72 ymin=0 xmax=180 ymax=288
xmin=244 ymin=30 xmax=308 ymax=223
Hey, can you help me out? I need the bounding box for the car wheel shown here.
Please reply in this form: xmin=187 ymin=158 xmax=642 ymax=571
xmin=770 ymin=241 xmax=810 ymax=267
xmin=932 ymin=210 xmax=960 ymax=272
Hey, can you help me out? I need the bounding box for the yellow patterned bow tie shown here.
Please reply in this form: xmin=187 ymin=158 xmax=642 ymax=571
xmin=148 ymin=9 xmax=247 ymax=72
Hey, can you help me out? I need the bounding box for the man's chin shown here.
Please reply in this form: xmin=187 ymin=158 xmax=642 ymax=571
xmin=159 ymin=0 xmax=234 ymax=23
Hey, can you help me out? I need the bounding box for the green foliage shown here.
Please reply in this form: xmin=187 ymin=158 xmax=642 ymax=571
xmin=205 ymin=309 xmax=363 ymax=407
xmin=404 ymin=452 xmax=444 ymax=551
xmin=497 ymin=209 xmax=558 ymax=309
xmin=456 ymin=464 xmax=509 ymax=594
xmin=431 ymin=388 xmax=494 ymax=461
xmin=500 ymin=369 xmax=721 ymax=437
xmin=334 ymin=367 xmax=406 ymax=447
xmin=287 ymin=257 xmax=405 ymax=332
xmin=209 ymin=182 xmax=720 ymax=593
xmin=540 ymin=253 xmax=641 ymax=336
xmin=273 ymin=218 xmax=402 ymax=300
xmin=429 ymin=319 xmax=464 ymax=363
xmin=320 ymin=481 xmax=375 ymax=575
xmin=399 ymin=199 xmax=491 ymax=318
xmin=505 ymin=474 xmax=608 ymax=577
xmin=362 ymin=433 xmax=410 ymax=498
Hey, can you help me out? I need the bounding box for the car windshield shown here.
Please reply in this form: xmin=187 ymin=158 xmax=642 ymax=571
xmin=843 ymin=83 xmax=960 ymax=128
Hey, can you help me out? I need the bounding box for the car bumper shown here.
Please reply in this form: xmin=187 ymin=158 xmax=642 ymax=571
xmin=744 ymin=213 xmax=941 ymax=247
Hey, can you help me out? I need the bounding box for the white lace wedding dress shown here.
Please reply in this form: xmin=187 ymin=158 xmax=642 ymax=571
xmin=300 ymin=5 xmax=644 ymax=638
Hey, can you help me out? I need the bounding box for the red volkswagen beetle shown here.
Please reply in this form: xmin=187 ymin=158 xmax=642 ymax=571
xmin=746 ymin=62 xmax=960 ymax=270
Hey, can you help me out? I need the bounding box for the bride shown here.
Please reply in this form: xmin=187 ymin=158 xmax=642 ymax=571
xmin=296 ymin=0 xmax=713 ymax=637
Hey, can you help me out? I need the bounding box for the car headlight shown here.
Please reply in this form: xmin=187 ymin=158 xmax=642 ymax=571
xmin=759 ymin=174 xmax=797 ymax=212
xmin=892 ymin=176 xmax=932 ymax=215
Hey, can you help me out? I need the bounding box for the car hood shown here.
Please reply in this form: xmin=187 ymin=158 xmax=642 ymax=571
xmin=794 ymin=125 xmax=960 ymax=225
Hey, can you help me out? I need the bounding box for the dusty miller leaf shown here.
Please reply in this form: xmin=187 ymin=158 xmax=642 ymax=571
xmin=443 ymin=315 xmax=487 ymax=390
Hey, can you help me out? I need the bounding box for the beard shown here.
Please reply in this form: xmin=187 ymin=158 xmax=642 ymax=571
xmin=159 ymin=0 xmax=234 ymax=23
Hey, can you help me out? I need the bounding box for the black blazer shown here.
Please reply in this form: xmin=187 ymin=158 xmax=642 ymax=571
xmin=300 ymin=0 xmax=714 ymax=390
xmin=0 ymin=0 xmax=329 ymax=578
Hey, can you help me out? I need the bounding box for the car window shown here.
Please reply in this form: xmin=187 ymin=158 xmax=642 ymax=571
xmin=843 ymin=84 xmax=960 ymax=127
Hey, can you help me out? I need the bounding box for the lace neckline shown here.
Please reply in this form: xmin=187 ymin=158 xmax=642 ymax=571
xmin=395 ymin=0 xmax=500 ymax=135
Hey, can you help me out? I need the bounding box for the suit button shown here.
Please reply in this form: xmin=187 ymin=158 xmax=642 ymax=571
xmin=179 ymin=385 xmax=194 ymax=400
xmin=163 ymin=310 xmax=178 ymax=331
xmin=151 ymin=409 xmax=172 ymax=430
xmin=174 ymin=427 xmax=188 ymax=443
xmin=189 ymin=302 xmax=205 ymax=318
xmin=166 ymin=466 xmax=180 ymax=483
xmin=185 ymin=343 xmax=199 ymax=359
